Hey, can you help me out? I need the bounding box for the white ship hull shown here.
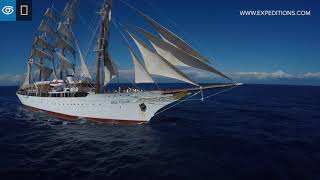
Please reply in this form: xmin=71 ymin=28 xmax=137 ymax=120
xmin=17 ymin=91 xmax=181 ymax=123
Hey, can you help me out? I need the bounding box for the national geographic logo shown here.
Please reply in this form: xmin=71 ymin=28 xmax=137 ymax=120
xmin=0 ymin=0 xmax=32 ymax=21
xmin=16 ymin=0 xmax=32 ymax=21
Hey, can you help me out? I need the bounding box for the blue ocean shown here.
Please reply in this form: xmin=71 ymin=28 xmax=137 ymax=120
xmin=0 ymin=84 xmax=320 ymax=179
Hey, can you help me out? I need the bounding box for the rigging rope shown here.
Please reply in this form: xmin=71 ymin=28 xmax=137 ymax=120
xmin=202 ymin=84 xmax=238 ymax=100
xmin=110 ymin=19 xmax=140 ymax=90
xmin=154 ymin=90 xmax=201 ymax=115
xmin=84 ymin=17 xmax=100 ymax=58
xmin=118 ymin=0 xmax=206 ymax=60
xmin=154 ymin=84 xmax=239 ymax=115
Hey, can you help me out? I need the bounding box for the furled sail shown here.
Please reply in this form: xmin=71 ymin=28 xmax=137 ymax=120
xmin=102 ymin=0 xmax=117 ymax=86
xmin=134 ymin=26 xmax=232 ymax=81
xmin=31 ymin=48 xmax=52 ymax=59
xmin=57 ymin=22 xmax=74 ymax=42
xmin=128 ymin=31 xmax=198 ymax=86
xmin=63 ymin=0 xmax=79 ymax=24
xmin=44 ymin=8 xmax=59 ymax=22
xmin=102 ymin=0 xmax=112 ymax=35
xmin=139 ymin=12 xmax=209 ymax=63
xmin=103 ymin=47 xmax=118 ymax=86
xmin=33 ymin=62 xmax=53 ymax=80
xmin=33 ymin=36 xmax=54 ymax=52
xmin=128 ymin=45 xmax=154 ymax=83
xmin=55 ymin=52 xmax=74 ymax=70
xmin=38 ymin=20 xmax=55 ymax=35
xmin=55 ymin=35 xmax=75 ymax=57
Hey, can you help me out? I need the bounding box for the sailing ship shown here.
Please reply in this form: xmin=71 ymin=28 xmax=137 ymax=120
xmin=16 ymin=0 xmax=240 ymax=123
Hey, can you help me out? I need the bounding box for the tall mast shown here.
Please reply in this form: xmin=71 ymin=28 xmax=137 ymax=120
xmin=96 ymin=0 xmax=113 ymax=94
xmin=95 ymin=21 xmax=105 ymax=94
xmin=102 ymin=0 xmax=114 ymax=87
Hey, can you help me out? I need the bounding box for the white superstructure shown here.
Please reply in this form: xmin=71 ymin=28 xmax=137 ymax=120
xmin=17 ymin=91 xmax=182 ymax=122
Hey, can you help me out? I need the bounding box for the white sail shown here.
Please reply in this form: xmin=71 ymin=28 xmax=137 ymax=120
xmin=71 ymin=27 xmax=92 ymax=79
xmin=103 ymin=51 xmax=118 ymax=86
xmin=33 ymin=62 xmax=53 ymax=80
xmin=33 ymin=36 xmax=54 ymax=51
xmin=31 ymin=48 xmax=52 ymax=59
xmin=128 ymin=45 xmax=154 ymax=83
xmin=139 ymin=12 xmax=209 ymax=63
xmin=128 ymin=31 xmax=198 ymax=86
xmin=44 ymin=8 xmax=59 ymax=22
xmin=63 ymin=3 xmax=76 ymax=23
xmin=57 ymin=22 xmax=74 ymax=43
xmin=74 ymin=35 xmax=92 ymax=79
xmin=55 ymin=35 xmax=75 ymax=57
xmin=134 ymin=26 xmax=232 ymax=80
xmin=55 ymin=52 xmax=74 ymax=70
xmin=38 ymin=20 xmax=55 ymax=35
xmin=20 ymin=62 xmax=31 ymax=89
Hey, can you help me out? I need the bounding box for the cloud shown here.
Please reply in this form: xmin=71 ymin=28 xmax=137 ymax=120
xmin=300 ymin=72 xmax=320 ymax=79
xmin=180 ymin=67 xmax=218 ymax=79
xmin=179 ymin=68 xmax=297 ymax=81
xmin=71 ymin=64 xmax=320 ymax=82
xmin=118 ymin=69 xmax=134 ymax=76
xmin=0 ymin=74 xmax=24 ymax=86
xmin=165 ymin=68 xmax=320 ymax=86
xmin=231 ymin=70 xmax=295 ymax=80
xmin=1 ymin=69 xmax=320 ymax=86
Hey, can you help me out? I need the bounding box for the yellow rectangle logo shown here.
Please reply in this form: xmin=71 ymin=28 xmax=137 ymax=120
xmin=20 ymin=5 xmax=28 ymax=16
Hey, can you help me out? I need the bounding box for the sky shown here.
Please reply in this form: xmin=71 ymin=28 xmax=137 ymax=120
xmin=0 ymin=0 xmax=319 ymax=86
